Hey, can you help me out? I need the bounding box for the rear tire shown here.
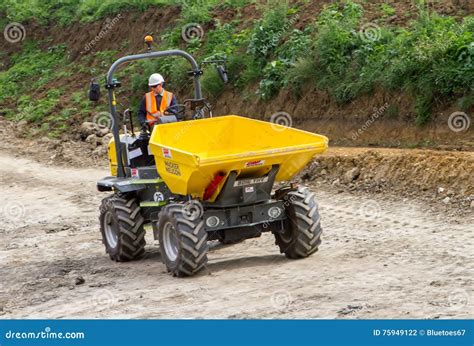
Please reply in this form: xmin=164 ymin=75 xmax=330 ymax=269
xmin=99 ymin=194 xmax=146 ymax=261
xmin=157 ymin=204 xmax=208 ymax=277
xmin=274 ymin=186 xmax=322 ymax=259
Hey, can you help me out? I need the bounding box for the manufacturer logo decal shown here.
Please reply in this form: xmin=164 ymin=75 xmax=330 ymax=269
xmin=165 ymin=161 xmax=181 ymax=176
xmin=245 ymin=160 xmax=265 ymax=167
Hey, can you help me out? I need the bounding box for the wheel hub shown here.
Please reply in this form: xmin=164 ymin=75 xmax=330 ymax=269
xmin=163 ymin=221 xmax=179 ymax=261
xmin=104 ymin=211 xmax=119 ymax=248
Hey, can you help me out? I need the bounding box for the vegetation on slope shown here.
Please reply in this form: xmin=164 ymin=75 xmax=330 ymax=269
xmin=0 ymin=0 xmax=472 ymax=138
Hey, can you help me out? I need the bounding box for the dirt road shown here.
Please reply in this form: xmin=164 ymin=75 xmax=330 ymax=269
xmin=0 ymin=150 xmax=472 ymax=319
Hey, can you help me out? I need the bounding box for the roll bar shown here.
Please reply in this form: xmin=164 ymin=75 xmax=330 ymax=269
xmin=106 ymin=50 xmax=203 ymax=177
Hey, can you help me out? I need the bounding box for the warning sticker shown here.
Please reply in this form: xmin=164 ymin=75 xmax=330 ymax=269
xmin=244 ymin=186 xmax=255 ymax=193
xmin=129 ymin=148 xmax=143 ymax=160
xmin=162 ymin=147 xmax=172 ymax=158
xmin=164 ymin=161 xmax=181 ymax=176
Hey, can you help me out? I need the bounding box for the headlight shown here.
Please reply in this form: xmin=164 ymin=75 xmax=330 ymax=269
xmin=205 ymin=216 xmax=220 ymax=228
xmin=268 ymin=206 xmax=282 ymax=219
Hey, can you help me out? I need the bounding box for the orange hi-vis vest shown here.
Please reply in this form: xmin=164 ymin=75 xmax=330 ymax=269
xmin=145 ymin=90 xmax=173 ymax=125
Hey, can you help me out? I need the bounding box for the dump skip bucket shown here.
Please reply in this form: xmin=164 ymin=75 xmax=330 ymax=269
xmin=149 ymin=115 xmax=328 ymax=200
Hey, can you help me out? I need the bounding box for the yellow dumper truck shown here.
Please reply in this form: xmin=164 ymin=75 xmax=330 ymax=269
xmin=91 ymin=39 xmax=328 ymax=277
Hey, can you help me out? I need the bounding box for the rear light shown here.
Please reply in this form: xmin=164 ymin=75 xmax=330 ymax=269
xmin=205 ymin=216 xmax=220 ymax=228
xmin=268 ymin=206 xmax=282 ymax=219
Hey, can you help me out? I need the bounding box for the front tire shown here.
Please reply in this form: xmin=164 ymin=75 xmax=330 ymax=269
xmin=274 ymin=186 xmax=322 ymax=259
xmin=157 ymin=203 xmax=208 ymax=277
xmin=99 ymin=194 xmax=146 ymax=261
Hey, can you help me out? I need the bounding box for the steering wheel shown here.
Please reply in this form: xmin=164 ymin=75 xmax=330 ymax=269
xmin=164 ymin=104 xmax=186 ymax=119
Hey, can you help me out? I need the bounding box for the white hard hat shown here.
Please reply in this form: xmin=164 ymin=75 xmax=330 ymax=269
xmin=148 ymin=73 xmax=164 ymax=86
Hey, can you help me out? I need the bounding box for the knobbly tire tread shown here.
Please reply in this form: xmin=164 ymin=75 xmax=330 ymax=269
xmin=275 ymin=186 xmax=322 ymax=259
xmin=157 ymin=204 xmax=209 ymax=277
xmin=99 ymin=194 xmax=146 ymax=261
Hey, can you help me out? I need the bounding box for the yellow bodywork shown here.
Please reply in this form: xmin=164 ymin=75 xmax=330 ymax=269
xmin=108 ymin=135 xmax=121 ymax=177
xmin=147 ymin=115 xmax=328 ymax=201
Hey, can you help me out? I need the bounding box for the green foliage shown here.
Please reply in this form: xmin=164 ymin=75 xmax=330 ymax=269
xmin=230 ymin=54 xmax=262 ymax=88
xmin=203 ymin=22 xmax=236 ymax=56
xmin=0 ymin=43 xmax=66 ymax=103
xmin=1 ymin=0 xmax=472 ymax=130
xmin=201 ymin=66 xmax=224 ymax=98
xmin=380 ymin=3 xmax=396 ymax=17
xmin=14 ymin=88 xmax=61 ymax=123
xmin=258 ymin=28 xmax=312 ymax=99
xmin=257 ymin=60 xmax=287 ymax=100
xmin=247 ymin=4 xmax=288 ymax=63
xmin=178 ymin=0 xmax=219 ymax=24
xmin=278 ymin=1 xmax=473 ymax=124
xmin=0 ymin=0 xmax=173 ymax=25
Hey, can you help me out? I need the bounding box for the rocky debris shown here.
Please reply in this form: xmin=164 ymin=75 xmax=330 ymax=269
xmin=298 ymin=150 xmax=474 ymax=213
xmin=75 ymin=276 xmax=85 ymax=285
xmin=45 ymin=224 xmax=72 ymax=234
xmin=81 ymin=125 xmax=112 ymax=154
xmin=79 ymin=122 xmax=97 ymax=138
xmin=337 ymin=305 xmax=363 ymax=315
xmin=85 ymin=134 xmax=102 ymax=147
xmin=17 ymin=120 xmax=28 ymax=134
xmin=102 ymin=133 xmax=113 ymax=145
xmin=342 ymin=167 xmax=360 ymax=183
xmin=97 ymin=127 xmax=110 ymax=137
xmin=92 ymin=145 xmax=108 ymax=156
xmin=79 ymin=122 xmax=110 ymax=140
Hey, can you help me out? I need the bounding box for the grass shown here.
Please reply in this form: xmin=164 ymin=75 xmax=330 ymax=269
xmin=0 ymin=0 xmax=175 ymax=26
xmin=0 ymin=43 xmax=66 ymax=103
